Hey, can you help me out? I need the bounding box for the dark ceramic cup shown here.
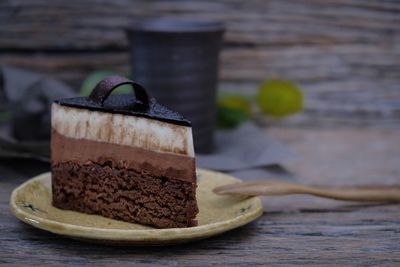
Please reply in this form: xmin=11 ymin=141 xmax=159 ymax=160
xmin=125 ymin=19 xmax=225 ymax=154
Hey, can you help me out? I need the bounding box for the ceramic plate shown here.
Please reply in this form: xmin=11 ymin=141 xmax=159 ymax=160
xmin=10 ymin=168 xmax=263 ymax=245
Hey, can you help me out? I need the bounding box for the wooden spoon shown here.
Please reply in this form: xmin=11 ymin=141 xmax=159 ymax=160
xmin=213 ymin=180 xmax=400 ymax=202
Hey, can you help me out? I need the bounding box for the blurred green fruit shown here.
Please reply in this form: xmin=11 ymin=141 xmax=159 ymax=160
xmin=257 ymin=80 xmax=303 ymax=118
xmin=0 ymin=111 xmax=11 ymax=124
xmin=217 ymin=95 xmax=251 ymax=129
xmin=79 ymin=71 xmax=132 ymax=97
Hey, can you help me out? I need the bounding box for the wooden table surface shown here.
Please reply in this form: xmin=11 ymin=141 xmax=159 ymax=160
xmin=1 ymin=127 xmax=400 ymax=266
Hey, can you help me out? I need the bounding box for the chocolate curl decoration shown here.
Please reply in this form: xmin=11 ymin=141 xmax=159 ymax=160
xmin=89 ymin=76 xmax=150 ymax=110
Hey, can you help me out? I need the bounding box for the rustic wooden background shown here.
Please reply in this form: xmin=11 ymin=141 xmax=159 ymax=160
xmin=1 ymin=0 xmax=399 ymax=127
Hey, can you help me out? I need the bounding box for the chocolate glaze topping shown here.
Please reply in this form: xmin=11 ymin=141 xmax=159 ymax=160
xmin=54 ymin=76 xmax=191 ymax=127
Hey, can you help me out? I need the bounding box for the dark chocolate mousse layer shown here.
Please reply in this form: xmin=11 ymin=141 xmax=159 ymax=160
xmin=51 ymin=130 xmax=196 ymax=183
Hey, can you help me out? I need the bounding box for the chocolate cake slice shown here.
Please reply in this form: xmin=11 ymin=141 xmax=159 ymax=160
xmin=51 ymin=76 xmax=198 ymax=228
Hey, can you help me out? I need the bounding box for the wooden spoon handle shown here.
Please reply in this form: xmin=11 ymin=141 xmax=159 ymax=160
xmin=213 ymin=180 xmax=400 ymax=202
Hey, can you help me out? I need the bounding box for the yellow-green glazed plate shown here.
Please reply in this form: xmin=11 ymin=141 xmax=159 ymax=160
xmin=10 ymin=168 xmax=263 ymax=245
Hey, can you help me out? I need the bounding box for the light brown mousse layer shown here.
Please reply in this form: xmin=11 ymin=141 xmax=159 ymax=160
xmin=51 ymin=130 xmax=196 ymax=183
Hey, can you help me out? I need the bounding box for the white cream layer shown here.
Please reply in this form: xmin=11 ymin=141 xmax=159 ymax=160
xmin=51 ymin=103 xmax=195 ymax=157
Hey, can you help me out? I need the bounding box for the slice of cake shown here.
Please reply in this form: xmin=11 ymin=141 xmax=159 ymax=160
xmin=51 ymin=76 xmax=198 ymax=228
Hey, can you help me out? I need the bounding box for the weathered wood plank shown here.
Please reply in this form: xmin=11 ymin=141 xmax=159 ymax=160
xmin=2 ymin=44 xmax=399 ymax=84
xmin=1 ymin=0 xmax=399 ymax=49
xmin=1 ymin=47 xmax=399 ymax=127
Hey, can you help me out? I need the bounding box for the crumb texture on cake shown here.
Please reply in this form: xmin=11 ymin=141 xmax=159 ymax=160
xmin=51 ymin=103 xmax=194 ymax=157
xmin=52 ymin=161 xmax=198 ymax=228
